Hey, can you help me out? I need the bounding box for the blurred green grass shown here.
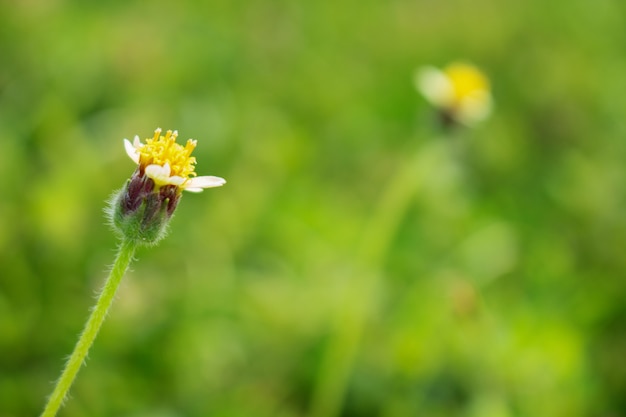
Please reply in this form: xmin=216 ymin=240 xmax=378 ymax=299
xmin=2 ymin=0 xmax=626 ymax=416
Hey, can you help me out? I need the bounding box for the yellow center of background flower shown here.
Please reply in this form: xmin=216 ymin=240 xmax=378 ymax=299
xmin=444 ymin=63 xmax=490 ymax=104
xmin=138 ymin=129 xmax=197 ymax=178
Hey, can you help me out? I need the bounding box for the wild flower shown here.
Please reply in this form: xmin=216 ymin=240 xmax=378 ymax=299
xmin=111 ymin=128 xmax=226 ymax=245
xmin=41 ymin=129 xmax=225 ymax=417
xmin=416 ymin=62 xmax=492 ymax=127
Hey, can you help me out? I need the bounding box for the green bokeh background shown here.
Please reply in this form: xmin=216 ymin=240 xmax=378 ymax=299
xmin=2 ymin=0 xmax=626 ymax=416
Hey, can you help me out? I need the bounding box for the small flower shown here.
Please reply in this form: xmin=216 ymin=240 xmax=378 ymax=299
xmin=124 ymin=128 xmax=226 ymax=192
xmin=415 ymin=62 xmax=492 ymax=127
xmin=109 ymin=128 xmax=226 ymax=245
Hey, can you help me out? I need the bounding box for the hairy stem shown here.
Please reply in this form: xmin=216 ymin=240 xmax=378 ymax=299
xmin=41 ymin=239 xmax=137 ymax=417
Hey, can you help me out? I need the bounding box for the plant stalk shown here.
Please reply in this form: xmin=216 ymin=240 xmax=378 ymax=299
xmin=41 ymin=238 xmax=137 ymax=417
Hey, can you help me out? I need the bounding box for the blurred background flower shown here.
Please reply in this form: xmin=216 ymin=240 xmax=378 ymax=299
xmin=1 ymin=0 xmax=626 ymax=416
xmin=416 ymin=62 xmax=492 ymax=127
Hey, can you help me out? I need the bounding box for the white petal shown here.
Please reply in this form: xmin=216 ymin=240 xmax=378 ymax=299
xmin=457 ymin=91 xmax=493 ymax=126
xmin=133 ymin=135 xmax=143 ymax=148
xmin=184 ymin=187 xmax=205 ymax=193
xmin=145 ymin=163 xmax=172 ymax=186
xmin=415 ymin=66 xmax=454 ymax=107
xmin=124 ymin=139 xmax=140 ymax=164
xmin=184 ymin=176 xmax=226 ymax=191
xmin=168 ymin=176 xmax=187 ymax=186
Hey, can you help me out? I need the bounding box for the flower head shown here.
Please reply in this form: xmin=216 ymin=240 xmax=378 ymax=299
xmin=110 ymin=128 xmax=226 ymax=245
xmin=415 ymin=62 xmax=492 ymax=127
xmin=124 ymin=128 xmax=226 ymax=192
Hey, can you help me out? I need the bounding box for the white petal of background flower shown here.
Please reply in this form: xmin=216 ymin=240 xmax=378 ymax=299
xmin=416 ymin=66 xmax=454 ymax=107
xmin=457 ymin=91 xmax=493 ymax=126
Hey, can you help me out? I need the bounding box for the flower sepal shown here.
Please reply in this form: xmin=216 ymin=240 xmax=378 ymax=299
xmin=108 ymin=170 xmax=179 ymax=246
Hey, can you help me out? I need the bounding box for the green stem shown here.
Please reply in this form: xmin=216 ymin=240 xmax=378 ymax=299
xmin=41 ymin=239 xmax=137 ymax=417
xmin=310 ymin=141 xmax=450 ymax=417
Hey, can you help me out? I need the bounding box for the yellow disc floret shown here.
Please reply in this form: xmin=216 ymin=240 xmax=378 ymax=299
xmin=138 ymin=128 xmax=197 ymax=178
xmin=444 ymin=62 xmax=490 ymax=105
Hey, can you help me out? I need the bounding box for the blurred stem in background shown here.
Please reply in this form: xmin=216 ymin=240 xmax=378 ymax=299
xmin=310 ymin=62 xmax=491 ymax=417
xmin=310 ymin=138 xmax=459 ymax=417
xmin=40 ymin=239 xmax=137 ymax=417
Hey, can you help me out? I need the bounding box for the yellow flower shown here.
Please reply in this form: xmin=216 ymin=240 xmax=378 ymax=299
xmin=110 ymin=128 xmax=226 ymax=245
xmin=416 ymin=62 xmax=492 ymax=126
xmin=124 ymin=128 xmax=226 ymax=192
